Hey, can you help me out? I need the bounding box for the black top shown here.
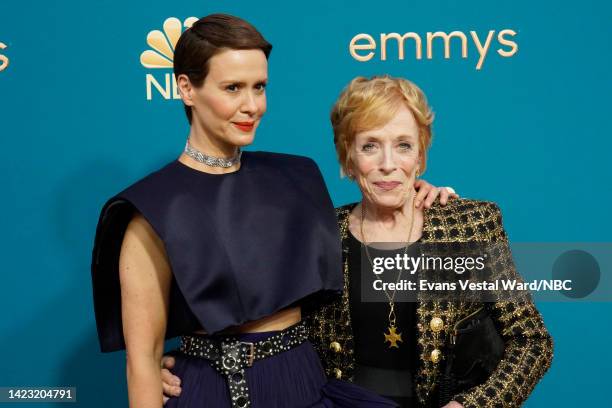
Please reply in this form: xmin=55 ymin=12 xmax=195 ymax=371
xmin=347 ymin=229 xmax=419 ymax=405
xmin=347 ymin=229 xmax=419 ymax=368
xmin=91 ymin=151 xmax=343 ymax=352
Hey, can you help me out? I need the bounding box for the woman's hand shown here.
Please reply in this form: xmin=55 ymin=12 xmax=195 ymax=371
xmin=161 ymin=355 xmax=182 ymax=404
xmin=414 ymin=179 xmax=458 ymax=208
xmin=442 ymin=401 xmax=464 ymax=408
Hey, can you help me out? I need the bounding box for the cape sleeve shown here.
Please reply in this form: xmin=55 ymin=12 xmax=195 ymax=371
xmin=90 ymin=193 xmax=200 ymax=353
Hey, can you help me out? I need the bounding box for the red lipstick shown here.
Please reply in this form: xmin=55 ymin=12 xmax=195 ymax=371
xmin=233 ymin=121 xmax=255 ymax=132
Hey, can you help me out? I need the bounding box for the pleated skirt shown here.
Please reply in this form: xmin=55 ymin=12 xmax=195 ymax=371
xmin=164 ymin=331 xmax=398 ymax=408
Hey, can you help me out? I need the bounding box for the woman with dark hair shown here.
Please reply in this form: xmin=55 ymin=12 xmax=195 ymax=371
xmin=91 ymin=14 xmax=451 ymax=408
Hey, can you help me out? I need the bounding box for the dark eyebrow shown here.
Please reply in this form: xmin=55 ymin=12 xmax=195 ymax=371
xmin=220 ymin=81 xmax=246 ymax=86
xmin=219 ymin=79 xmax=268 ymax=86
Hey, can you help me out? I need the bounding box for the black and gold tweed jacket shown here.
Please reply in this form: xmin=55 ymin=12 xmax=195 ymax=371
xmin=308 ymin=199 xmax=553 ymax=408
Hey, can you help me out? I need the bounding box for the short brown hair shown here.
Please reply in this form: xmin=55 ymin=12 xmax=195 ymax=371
xmin=173 ymin=14 xmax=272 ymax=123
xmin=331 ymin=75 xmax=434 ymax=176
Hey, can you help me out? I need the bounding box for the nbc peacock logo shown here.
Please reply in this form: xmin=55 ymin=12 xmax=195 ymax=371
xmin=141 ymin=17 xmax=198 ymax=100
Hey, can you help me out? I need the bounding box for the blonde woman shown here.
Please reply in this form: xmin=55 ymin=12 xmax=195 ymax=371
xmin=162 ymin=75 xmax=552 ymax=408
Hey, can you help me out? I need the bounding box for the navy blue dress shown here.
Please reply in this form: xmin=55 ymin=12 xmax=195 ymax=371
xmin=91 ymin=151 xmax=397 ymax=407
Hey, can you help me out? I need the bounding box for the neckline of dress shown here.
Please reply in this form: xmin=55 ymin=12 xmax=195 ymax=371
xmin=347 ymin=228 xmax=422 ymax=252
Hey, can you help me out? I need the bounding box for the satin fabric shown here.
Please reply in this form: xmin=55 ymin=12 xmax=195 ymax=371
xmin=91 ymin=151 xmax=343 ymax=352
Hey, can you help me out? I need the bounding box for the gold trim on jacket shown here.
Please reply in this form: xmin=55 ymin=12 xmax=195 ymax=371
xmin=308 ymin=198 xmax=553 ymax=407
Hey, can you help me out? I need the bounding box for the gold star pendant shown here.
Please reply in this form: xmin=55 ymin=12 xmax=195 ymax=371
xmin=384 ymin=326 xmax=403 ymax=349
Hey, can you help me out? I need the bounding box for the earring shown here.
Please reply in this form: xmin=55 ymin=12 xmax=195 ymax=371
xmin=340 ymin=167 xmax=354 ymax=180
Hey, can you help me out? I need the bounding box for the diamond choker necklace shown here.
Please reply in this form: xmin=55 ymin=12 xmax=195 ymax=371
xmin=184 ymin=140 xmax=242 ymax=168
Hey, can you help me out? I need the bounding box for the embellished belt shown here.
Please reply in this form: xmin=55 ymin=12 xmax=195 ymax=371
xmin=179 ymin=320 xmax=308 ymax=408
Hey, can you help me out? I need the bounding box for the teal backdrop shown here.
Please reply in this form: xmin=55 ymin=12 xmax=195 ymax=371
xmin=1 ymin=0 xmax=610 ymax=406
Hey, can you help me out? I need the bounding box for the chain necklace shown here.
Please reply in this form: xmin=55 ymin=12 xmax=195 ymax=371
xmin=360 ymin=197 xmax=415 ymax=349
xmin=184 ymin=140 xmax=242 ymax=168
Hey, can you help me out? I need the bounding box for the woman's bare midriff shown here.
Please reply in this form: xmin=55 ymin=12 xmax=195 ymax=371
xmin=193 ymin=306 xmax=301 ymax=335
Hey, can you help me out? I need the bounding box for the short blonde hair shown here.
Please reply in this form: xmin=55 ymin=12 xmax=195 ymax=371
xmin=331 ymin=75 xmax=434 ymax=176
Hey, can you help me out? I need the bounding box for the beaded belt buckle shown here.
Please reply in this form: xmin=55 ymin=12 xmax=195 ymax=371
xmin=179 ymin=321 xmax=308 ymax=408
xmin=242 ymin=342 xmax=255 ymax=367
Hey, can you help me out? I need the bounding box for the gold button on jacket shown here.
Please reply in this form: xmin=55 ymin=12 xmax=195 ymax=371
xmin=430 ymin=348 xmax=442 ymax=364
xmin=430 ymin=317 xmax=444 ymax=332
xmin=330 ymin=341 xmax=342 ymax=353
